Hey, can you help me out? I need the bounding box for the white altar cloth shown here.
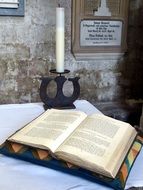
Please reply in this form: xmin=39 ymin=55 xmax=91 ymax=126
xmin=0 ymin=100 xmax=143 ymax=190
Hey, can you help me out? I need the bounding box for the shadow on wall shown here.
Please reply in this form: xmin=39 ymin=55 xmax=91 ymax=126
xmin=124 ymin=2 xmax=143 ymax=100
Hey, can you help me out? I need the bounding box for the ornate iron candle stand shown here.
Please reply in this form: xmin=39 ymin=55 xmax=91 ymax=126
xmin=40 ymin=69 xmax=80 ymax=110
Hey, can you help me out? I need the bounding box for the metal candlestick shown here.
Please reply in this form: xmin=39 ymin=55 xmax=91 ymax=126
xmin=40 ymin=69 xmax=80 ymax=110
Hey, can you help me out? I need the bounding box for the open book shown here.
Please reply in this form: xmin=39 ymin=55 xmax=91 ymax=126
xmin=8 ymin=109 xmax=137 ymax=178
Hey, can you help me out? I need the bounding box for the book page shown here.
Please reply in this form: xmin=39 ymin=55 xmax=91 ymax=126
xmin=55 ymin=114 xmax=137 ymax=177
xmin=8 ymin=109 xmax=87 ymax=152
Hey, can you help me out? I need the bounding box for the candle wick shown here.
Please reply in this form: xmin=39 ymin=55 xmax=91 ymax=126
xmin=58 ymin=4 xmax=60 ymax=7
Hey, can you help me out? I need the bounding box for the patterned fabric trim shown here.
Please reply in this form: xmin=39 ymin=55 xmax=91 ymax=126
xmin=136 ymin=135 xmax=143 ymax=144
xmin=117 ymin=141 xmax=142 ymax=188
xmin=5 ymin=141 xmax=52 ymax=160
xmin=0 ymin=135 xmax=142 ymax=190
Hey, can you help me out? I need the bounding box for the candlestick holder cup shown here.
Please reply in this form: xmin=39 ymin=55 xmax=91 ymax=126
xmin=40 ymin=69 xmax=80 ymax=110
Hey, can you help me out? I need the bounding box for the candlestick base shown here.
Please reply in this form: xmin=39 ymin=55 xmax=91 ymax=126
xmin=39 ymin=70 xmax=80 ymax=110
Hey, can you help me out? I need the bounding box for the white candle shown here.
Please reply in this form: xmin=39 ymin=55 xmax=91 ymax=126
xmin=56 ymin=7 xmax=65 ymax=73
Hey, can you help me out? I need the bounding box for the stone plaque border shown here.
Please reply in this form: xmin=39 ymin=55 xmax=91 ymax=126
xmin=0 ymin=0 xmax=24 ymax=16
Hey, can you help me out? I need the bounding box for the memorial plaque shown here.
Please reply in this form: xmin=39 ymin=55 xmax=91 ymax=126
xmin=72 ymin=0 xmax=129 ymax=60
xmin=0 ymin=0 xmax=19 ymax=8
xmin=80 ymin=20 xmax=122 ymax=46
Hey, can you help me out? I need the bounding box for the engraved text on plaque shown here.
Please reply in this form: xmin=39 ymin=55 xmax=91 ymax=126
xmin=80 ymin=20 xmax=122 ymax=46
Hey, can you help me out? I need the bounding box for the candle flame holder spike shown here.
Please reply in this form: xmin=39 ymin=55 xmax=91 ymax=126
xmin=39 ymin=69 xmax=80 ymax=110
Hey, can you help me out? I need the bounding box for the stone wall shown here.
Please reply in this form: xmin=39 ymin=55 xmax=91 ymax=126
xmin=0 ymin=0 xmax=143 ymax=114
xmin=0 ymin=0 xmax=56 ymax=103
